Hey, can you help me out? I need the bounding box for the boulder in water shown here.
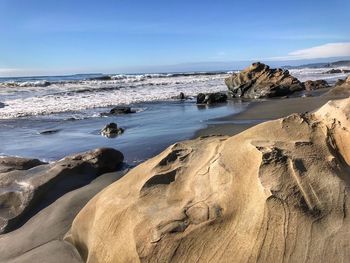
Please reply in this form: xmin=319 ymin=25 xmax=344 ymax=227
xmin=101 ymin=123 xmax=124 ymax=138
xmin=303 ymin=80 xmax=330 ymax=91
xmin=196 ymin=92 xmax=227 ymax=104
xmin=109 ymin=106 xmax=136 ymax=115
xmin=225 ymin=62 xmax=304 ymax=98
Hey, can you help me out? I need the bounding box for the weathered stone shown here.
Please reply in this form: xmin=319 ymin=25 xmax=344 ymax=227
xmin=225 ymin=62 xmax=304 ymax=98
xmin=101 ymin=123 xmax=124 ymax=138
xmin=0 ymin=148 xmax=123 ymax=234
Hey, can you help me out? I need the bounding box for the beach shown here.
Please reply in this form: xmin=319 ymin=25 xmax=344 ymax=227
xmin=0 ymin=66 xmax=350 ymax=262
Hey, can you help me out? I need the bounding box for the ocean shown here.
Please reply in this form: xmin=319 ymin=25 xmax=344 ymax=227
xmin=0 ymin=68 xmax=348 ymax=164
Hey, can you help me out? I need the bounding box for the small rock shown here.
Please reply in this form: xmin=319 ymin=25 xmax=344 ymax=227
xmin=89 ymin=75 xmax=112 ymax=81
xmin=303 ymin=80 xmax=330 ymax=91
xmin=101 ymin=123 xmax=124 ymax=138
xmin=109 ymin=106 xmax=136 ymax=115
xmin=324 ymin=69 xmax=350 ymax=74
xmin=197 ymin=92 xmax=227 ymax=104
xmin=39 ymin=129 xmax=61 ymax=135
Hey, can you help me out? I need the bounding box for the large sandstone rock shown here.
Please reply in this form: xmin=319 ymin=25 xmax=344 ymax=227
xmin=67 ymin=98 xmax=350 ymax=262
xmin=324 ymin=75 xmax=350 ymax=97
xmin=225 ymin=62 xmax=304 ymax=98
xmin=0 ymin=148 xmax=123 ymax=234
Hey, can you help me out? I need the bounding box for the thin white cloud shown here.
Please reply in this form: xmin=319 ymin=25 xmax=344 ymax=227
xmin=271 ymin=42 xmax=350 ymax=60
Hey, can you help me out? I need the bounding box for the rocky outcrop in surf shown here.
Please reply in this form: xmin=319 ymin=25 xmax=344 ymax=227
xmin=225 ymin=62 xmax=304 ymax=98
xmin=196 ymin=92 xmax=227 ymax=104
xmin=0 ymin=148 xmax=123 ymax=234
xmin=67 ymin=97 xmax=350 ymax=262
xmin=303 ymin=79 xmax=330 ymax=91
xmin=101 ymin=123 xmax=124 ymax=138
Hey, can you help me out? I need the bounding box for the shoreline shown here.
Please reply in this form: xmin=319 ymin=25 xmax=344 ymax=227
xmin=195 ymin=89 xmax=337 ymax=137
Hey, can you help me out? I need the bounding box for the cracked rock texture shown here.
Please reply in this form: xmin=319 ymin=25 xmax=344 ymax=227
xmin=67 ymin=98 xmax=350 ymax=263
xmin=225 ymin=62 xmax=304 ymax=98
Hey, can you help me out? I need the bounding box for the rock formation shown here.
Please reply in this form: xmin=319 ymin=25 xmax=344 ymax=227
xmin=0 ymin=148 xmax=123 ymax=234
xmin=324 ymin=75 xmax=350 ymax=97
xmin=67 ymin=98 xmax=350 ymax=262
xmin=109 ymin=106 xmax=136 ymax=115
xmin=196 ymin=92 xmax=227 ymax=104
xmin=303 ymin=80 xmax=329 ymax=91
xmin=225 ymin=62 xmax=304 ymax=98
xmin=100 ymin=123 xmax=124 ymax=138
xmin=0 ymin=156 xmax=45 ymax=173
xmin=324 ymin=68 xmax=350 ymax=74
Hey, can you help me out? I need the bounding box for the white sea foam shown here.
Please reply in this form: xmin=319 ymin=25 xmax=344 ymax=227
xmin=289 ymin=67 xmax=350 ymax=82
xmin=0 ymin=74 xmax=228 ymax=119
xmin=1 ymin=68 xmax=349 ymax=120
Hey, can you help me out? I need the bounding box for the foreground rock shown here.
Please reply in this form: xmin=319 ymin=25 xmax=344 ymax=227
xmin=0 ymin=148 xmax=123 ymax=234
xmin=303 ymin=79 xmax=330 ymax=91
xmin=100 ymin=123 xmax=124 ymax=138
xmin=324 ymin=75 xmax=350 ymax=97
xmin=225 ymin=62 xmax=304 ymax=98
xmin=67 ymin=98 xmax=350 ymax=262
xmin=0 ymin=170 xmax=127 ymax=263
xmin=196 ymin=92 xmax=227 ymax=104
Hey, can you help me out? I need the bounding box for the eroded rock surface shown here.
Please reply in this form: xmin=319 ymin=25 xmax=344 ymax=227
xmin=225 ymin=62 xmax=304 ymax=98
xmin=324 ymin=75 xmax=350 ymax=97
xmin=67 ymin=98 xmax=350 ymax=262
xmin=0 ymin=148 xmax=123 ymax=234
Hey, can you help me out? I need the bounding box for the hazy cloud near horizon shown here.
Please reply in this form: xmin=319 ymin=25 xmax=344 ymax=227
xmin=270 ymin=43 xmax=350 ymax=60
xmin=1 ymin=42 xmax=350 ymax=77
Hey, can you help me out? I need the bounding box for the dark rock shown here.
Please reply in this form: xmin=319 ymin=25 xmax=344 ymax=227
xmin=324 ymin=69 xmax=350 ymax=74
xmin=101 ymin=123 xmax=124 ymax=138
xmin=179 ymin=92 xmax=185 ymax=100
xmin=225 ymin=62 xmax=304 ymax=99
xmin=197 ymin=92 xmax=227 ymax=104
xmin=0 ymin=157 xmax=46 ymax=173
xmin=89 ymin=75 xmax=112 ymax=81
xmin=0 ymin=102 xmax=5 ymax=108
xmin=303 ymin=80 xmax=330 ymax=91
xmin=109 ymin=106 xmax=136 ymax=115
xmin=197 ymin=93 xmax=206 ymax=104
xmin=0 ymin=148 xmax=124 ymax=234
xmin=39 ymin=129 xmax=62 ymax=135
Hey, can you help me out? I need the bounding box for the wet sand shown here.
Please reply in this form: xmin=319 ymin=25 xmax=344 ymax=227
xmin=196 ymin=91 xmax=336 ymax=137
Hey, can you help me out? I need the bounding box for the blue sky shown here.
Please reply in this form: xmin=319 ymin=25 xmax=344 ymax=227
xmin=0 ymin=0 xmax=349 ymax=76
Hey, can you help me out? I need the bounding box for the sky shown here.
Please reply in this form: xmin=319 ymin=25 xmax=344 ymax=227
xmin=0 ymin=0 xmax=350 ymax=76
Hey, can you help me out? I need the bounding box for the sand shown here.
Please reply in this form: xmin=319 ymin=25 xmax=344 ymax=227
xmin=196 ymin=91 xmax=334 ymax=137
